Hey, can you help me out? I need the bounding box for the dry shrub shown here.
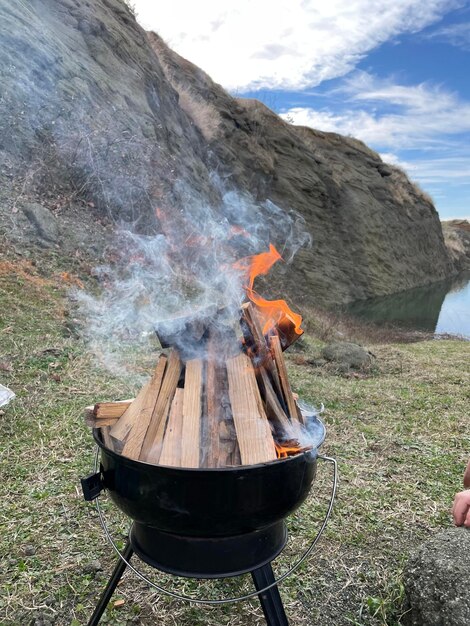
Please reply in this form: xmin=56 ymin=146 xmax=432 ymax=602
xmin=389 ymin=165 xmax=434 ymax=207
xmin=176 ymin=87 xmax=221 ymax=142
xmin=148 ymin=35 xmax=221 ymax=142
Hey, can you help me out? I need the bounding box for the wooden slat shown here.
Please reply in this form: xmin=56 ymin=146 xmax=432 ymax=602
xmin=120 ymin=358 xmax=169 ymax=460
xmin=276 ymin=312 xmax=304 ymax=350
xmin=270 ymin=334 xmax=303 ymax=424
xmin=85 ymin=415 xmax=119 ymax=428
xmin=257 ymin=366 xmax=291 ymax=432
xmin=94 ymin=399 xmax=134 ymax=419
xmin=180 ymin=359 xmax=203 ymax=468
xmin=159 ymin=389 xmax=184 ymax=467
xmin=205 ymin=345 xmax=219 ymax=467
xmin=241 ymin=303 xmax=284 ymax=400
xmin=218 ymin=414 xmax=241 ymax=467
xmin=226 ymin=353 xmax=277 ymax=465
xmin=204 ymin=327 xmax=241 ymax=468
xmin=84 ymin=399 xmax=134 ymax=427
xmin=140 ymin=351 xmax=182 ymax=463
xmin=109 ymin=381 xmax=151 ymax=442
xmin=240 ymin=302 xmax=269 ymax=365
xmin=101 ymin=426 xmax=114 ymax=451
xmin=111 ymin=356 xmax=167 ymax=444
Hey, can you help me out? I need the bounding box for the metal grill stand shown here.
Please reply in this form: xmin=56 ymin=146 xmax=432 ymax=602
xmin=81 ymin=453 xmax=337 ymax=626
xmin=88 ymin=538 xmax=289 ymax=626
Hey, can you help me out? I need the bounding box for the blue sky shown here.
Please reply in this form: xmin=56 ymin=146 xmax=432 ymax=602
xmin=134 ymin=1 xmax=470 ymax=220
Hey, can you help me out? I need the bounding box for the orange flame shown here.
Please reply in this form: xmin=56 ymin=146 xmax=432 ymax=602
xmin=275 ymin=441 xmax=312 ymax=458
xmin=234 ymin=244 xmax=303 ymax=337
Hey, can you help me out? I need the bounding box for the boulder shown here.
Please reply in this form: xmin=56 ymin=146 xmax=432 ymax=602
xmin=403 ymin=528 xmax=470 ymax=626
xmin=321 ymin=341 xmax=373 ymax=370
xmin=22 ymin=203 xmax=59 ymax=244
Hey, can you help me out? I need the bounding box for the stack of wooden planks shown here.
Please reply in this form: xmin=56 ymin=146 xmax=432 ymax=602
xmin=85 ymin=303 xmax=309 ymax=468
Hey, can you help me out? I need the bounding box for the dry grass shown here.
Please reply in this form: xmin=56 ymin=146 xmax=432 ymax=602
xmin=177 ymin=88 xmax=221 ymax=142
xmin=388 ymin=166 xmax=434 ymax=208
xmin=0 ymin=245 xmax=469 ymax=625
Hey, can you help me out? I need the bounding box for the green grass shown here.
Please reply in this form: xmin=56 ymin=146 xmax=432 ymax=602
xmin=0 ymin=250 xmax=469 ymax=625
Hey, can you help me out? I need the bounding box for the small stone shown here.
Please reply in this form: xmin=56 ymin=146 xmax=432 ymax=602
xmin=23 ymin=544 xmax=36 ymax=556
xmin=83 ymin=559 xmax=102 ymax=574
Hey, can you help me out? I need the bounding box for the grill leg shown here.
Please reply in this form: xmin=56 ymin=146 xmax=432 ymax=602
xmin=87 ymin=539 xmax=133 ymax=626
xmin=251 ymin=563 xmax=289 ymax=626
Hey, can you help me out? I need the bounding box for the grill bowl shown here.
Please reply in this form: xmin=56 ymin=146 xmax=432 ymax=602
xmin=94 ymin=429 xmax=318 ymax=538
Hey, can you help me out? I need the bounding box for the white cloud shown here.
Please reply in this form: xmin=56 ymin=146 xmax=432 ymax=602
xmin=280 ymin=74 xmax=470 ymax=149
xmin=379 ymin=151 xmax=470 ymax=186
xmin=403 ymin=157 xmax=470 ymax=183
xmin=378 ymin=152 xmax=417 ymax=171
xmin=424 ymin=20 xmax=470 ymax=50
xmin=132 ymin=0 xmax=460 ymax=91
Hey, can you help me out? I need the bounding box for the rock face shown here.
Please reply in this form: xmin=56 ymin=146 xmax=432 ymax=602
xmin=442 ymin=220 xmax=470 ymax=273
xmin=0 ymin=0 xmax=215 ymax=227
xmin=0 ymin=0 xmax=456 ymax=307
xmin=403 ymin=528 xmax=470 ymax=626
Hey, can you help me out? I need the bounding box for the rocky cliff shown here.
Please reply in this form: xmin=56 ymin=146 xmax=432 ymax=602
xmin=0 ymin=0 xmax=456 ymax=307
xmin=441 ymin=220 xmax=470 ymax=273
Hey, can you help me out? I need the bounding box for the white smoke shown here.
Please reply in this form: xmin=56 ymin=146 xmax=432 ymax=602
xmin=75 ymin=179 xmax=311 ymax=376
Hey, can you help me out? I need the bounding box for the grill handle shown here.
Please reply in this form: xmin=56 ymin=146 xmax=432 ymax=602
xmin=89 ymin=449 xmax=337 ymax=605
xmin=80 ymin=470 xmax=105 ymax=501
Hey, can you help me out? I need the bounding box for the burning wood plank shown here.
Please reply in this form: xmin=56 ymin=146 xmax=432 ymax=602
xmin=159 ymin=389 xmax=184 ymax=467
xmin=240 ymin=302 xmax=269 ymax=366
xmin=140 ymin=351 xmax=182 ymax=464
xmin=226 ymin=353 xmax=277 ymax=465
xmin=256 ymin=366 xmax=291 ymax=432
xmin=270 ymin=334 xmax=303 ymax=424
xmin=111 ymin=356 xmax=167 ymax=445
xmin=241 ymin=302 xmax=284 ymax=394
xmin=275 ymin=312 xmax=304 ymax=351
xmin=180 ymin=359 xmax=203 ymax=468
xmin=241 ymin=300 xmax=303 ymax=354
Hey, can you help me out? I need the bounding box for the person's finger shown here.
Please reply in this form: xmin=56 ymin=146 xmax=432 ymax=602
xmin=452 ymin=492 xmax=470 ymax=526
xmin=463 ymin=460 xmax=470 ymax=489
xmin=464 ymin=507 xmax=470 ymax=528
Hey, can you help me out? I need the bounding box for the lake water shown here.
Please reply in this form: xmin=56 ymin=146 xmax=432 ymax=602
xmin=346 ymin=272 xmax=470 ymax=339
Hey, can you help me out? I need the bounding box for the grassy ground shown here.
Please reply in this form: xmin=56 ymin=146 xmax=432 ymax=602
xmin=0 ymin=246 xmax=469 ymax=626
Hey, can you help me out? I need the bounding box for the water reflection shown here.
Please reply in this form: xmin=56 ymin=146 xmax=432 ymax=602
xmin=346 ymin=272 xmax=470 ymax=337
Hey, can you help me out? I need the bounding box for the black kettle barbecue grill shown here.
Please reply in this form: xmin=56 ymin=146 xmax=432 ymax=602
xmin=81 ymin=417 xmax=337 ymax=626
